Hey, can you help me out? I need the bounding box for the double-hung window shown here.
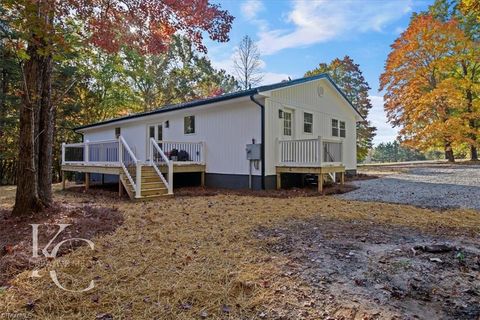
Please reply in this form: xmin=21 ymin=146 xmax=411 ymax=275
xmin=184 ymin=116 xmax=195 ymax=134
xmin=304 ymin=112 xmax=313 ymax=133
xmin=332 ymin=119 xmax=346 ymax=137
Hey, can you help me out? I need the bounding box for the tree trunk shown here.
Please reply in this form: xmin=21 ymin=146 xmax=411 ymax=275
xmin=12 ymin=45 xmax=43 ymax=216
xmin=444 ymin=141 xmax=455 ymax=163
xmin=465 ymin=88 xmax=478 ymax=161
xmin=37 ymin=54 xmax=54 ymax=205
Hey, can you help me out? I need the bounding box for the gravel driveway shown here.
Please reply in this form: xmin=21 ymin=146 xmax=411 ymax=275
xmin=339 ymin=164 xmax=480 ymax=210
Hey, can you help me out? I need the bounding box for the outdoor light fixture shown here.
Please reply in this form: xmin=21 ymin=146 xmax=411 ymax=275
xmin=165 ymin=120 xmax=169 ymax=128
xmin=278 ymin=110 xmax=284 ymax=118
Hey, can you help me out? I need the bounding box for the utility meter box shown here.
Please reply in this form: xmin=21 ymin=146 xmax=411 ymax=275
xmin=246 ymin=144 xmax=261 ymax=160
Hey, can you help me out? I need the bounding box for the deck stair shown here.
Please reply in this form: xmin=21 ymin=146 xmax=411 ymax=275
xmin=120 ymin=165 xmax=169 ymax=200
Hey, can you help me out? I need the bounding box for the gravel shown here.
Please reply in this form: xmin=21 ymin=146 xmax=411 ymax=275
xmin=339 ymin=164 xmax=480 ymax=210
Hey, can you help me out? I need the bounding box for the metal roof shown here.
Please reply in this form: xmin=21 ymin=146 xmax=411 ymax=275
xmin=75 ymin=73 xmax=362 ymax=131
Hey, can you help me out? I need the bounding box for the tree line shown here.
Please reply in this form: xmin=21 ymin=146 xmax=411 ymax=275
xmin=380 ymin=0 xmax=479 ymax=162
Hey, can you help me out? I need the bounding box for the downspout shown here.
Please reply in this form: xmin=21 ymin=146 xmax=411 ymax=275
xmin=250 ymin=93 xmax=265 ymax=190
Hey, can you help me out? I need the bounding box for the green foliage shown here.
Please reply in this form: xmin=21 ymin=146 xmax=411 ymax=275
xmin=124 ymin=36 xmax=238 ymax=111
xmin=305 ymin=56 xmax=376 ymax=162
xmin=371 ymin=141 xmax=426 ymax=163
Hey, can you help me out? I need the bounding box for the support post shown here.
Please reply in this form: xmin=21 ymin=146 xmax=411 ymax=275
xmin=85 ymin=140 xmax=90 ymax=163
xmin=61 ymin=143 xmax=66 ymax=165
xmin=85 ymin=172 xmax=90 ymax=190
xmin=200 ymin=141 xmax=206 ymax=164
xmin=135 ymin=164 xmax=142 ymax=198
xmin=317 ymin=173 xmax=323 ymax=193
xmin=167 ymin=161 xmax=173 ymax=195
xmin=276 ymin=173 xmax=281 ymax=190
xmin=200 ymin=171 xmax=205 ymax=187
xmin=318 ymin=136 xmax=323 ymax=165
xmin=62 ymin=171 xmax=66 ymax=190
xmin=341 ymin=171 xmax=345 ymax=185
xmin=119 ymin=180 xmax=124 ymax=197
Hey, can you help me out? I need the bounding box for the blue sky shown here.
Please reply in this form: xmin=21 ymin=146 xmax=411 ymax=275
xmin=204 ymin=0 xmax=433 ymax=145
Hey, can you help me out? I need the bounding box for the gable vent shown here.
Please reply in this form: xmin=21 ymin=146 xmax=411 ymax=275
xmin=317 ymin=86 xmax=324 ymax=97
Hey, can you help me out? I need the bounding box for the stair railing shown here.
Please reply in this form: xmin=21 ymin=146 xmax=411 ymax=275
xmin=150 ymin=138 xmax=173 ymax=195
xmin=119 ymin=136 xmax=142 ymax=198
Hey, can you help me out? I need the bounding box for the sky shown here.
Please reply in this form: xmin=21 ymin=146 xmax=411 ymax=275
xmin=204 ymin=0 xmax=433 ymax=145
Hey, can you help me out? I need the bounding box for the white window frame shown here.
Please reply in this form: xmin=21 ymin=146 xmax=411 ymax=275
xmin=303 ymin=112 xmax=313 ymax=134
xmin=331 ymin=118 xmax=346 ymax=138
xmin=184 ymin=115 xmax=195 ymax=135
xmin=283 ymin=111 xmax=292 ymax=136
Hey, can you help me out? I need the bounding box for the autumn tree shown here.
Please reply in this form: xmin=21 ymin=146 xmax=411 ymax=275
xmin=2 ymin=0 xmax=233 ymax=215
xmin=380 ymin=14 xmax=472 ymax=162
xmin=428 ymin=0 xmax=480 ymax=160
xmin=233 ymin=35 xmax=263 ymax=89
xmin=305 ymin=56 xmax=376 ymax=162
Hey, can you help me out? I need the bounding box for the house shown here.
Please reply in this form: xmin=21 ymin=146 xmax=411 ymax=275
xmin=61 ymin=73 xmax=364 ymax=199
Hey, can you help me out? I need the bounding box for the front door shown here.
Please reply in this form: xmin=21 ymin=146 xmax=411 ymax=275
xmin=281 ymin=109 xmax=294 ymax=140
xmin=147 ymin=124 xmax=163 ymax=159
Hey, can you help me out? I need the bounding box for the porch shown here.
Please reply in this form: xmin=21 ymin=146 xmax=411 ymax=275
xmin=276 ymin=137 xmax=346 ymax=192
xmin=61 ymin=137 xmax=205 ymax=199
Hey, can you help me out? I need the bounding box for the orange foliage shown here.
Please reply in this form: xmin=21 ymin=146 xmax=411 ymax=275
xmin=380 ymin=14 xmax=477 ymax=151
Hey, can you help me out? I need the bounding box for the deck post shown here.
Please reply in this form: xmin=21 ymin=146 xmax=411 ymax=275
xmin=119 ymin=180 xmax=124 ymax=196
xmin=317 ymin=173 xmax=323 ymax=193
xmin=276 ymin=173 xmax=281 ymax=190
xmin=341 ymin=171 xmax=345 ymax=185
xmin=62 ymin=171 xmax=66 ymax=190
xmin=318 ymin=136 xmax=323 ymax=165
xmin=200 ymin=171 xmax=205 ymax=187
xmin=61 ymin=143 xmax=66 ymax=165
xmin=85 ymin=172 xmax=90 ymax=190
xmin=85 ymin=140 xmax=90 ymax=163
xmin=200 ymin=141 xmax=206 ymax=164
xmin=135 ymin=164 xmax=142 ymax=198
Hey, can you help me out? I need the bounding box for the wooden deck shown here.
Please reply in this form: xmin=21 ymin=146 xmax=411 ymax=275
xmin=276 ymin=164 xmax=345 ymax=192
xmin=61 ymin=162 xmax=206 ymax=195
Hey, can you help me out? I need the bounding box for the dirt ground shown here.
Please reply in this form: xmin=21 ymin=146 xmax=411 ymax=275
xmin=0 ymin=183 xmax=479 ymax=319
xmin=257 ymin=217 xmax=480 ymax=319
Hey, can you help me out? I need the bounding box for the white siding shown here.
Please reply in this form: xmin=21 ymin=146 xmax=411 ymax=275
xmin=83 ymin=98 xmax=262 ymax=176
xmin=264 ymin=78 xmax=357 ymax=175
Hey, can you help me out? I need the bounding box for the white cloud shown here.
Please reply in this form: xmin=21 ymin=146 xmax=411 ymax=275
xmin=257 ymin=0 xmax=412 ymax=55
xmin=241 ymin=0 xmax=265 ymax=20
xmin=261 ymin=72 xmax=291 ymax=85
xmin=369 ymin=95 xmax=399 ymax=145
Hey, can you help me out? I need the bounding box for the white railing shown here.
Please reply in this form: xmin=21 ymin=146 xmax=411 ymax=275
xmin=158 ymin=141 xmax=205 ymax=163
xmin=323 ymin=140 xmax=342 ymax=163
xmin=62 ymin=139 xmax=119 ymax=165
xmin=277 ymin=137 xmax=343 ymax=166
xmin=119 ymin=136 xmax=141 ymax=198
xmin=149 ymin=138 xmax=173 ymax=195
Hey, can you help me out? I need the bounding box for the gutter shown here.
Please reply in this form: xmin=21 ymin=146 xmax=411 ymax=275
xmin=249 ymin=93 xmax=265 ymax=190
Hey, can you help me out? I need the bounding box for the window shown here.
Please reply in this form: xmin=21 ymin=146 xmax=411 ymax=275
xmin=331 ymin=119 xmax=346 ymax=137
xmin=340 ymin=121 xmax=346 ymax=138
xmin=115 ymin=127 xmax=121 ymax=138
xmin=283 ymin=111 xmax=292 ymax=136
xmin=157 ymin=125 xmax=163 ymax=141
xmin=331 ymin=119 xmax=338 ymax=137
xmin=184 ymin=116 xmax=195 ymax=134
xmin=304 ymin=112 xmax=313 ymax=133
xmin=148 ymin=125 xmax=155 ymax=139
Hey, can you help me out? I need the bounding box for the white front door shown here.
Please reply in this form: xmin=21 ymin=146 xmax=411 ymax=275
xmin=281 ymin=109 xmax=294 ymax=140
xmin=147 ymin=124 xmax=163 ymax=159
